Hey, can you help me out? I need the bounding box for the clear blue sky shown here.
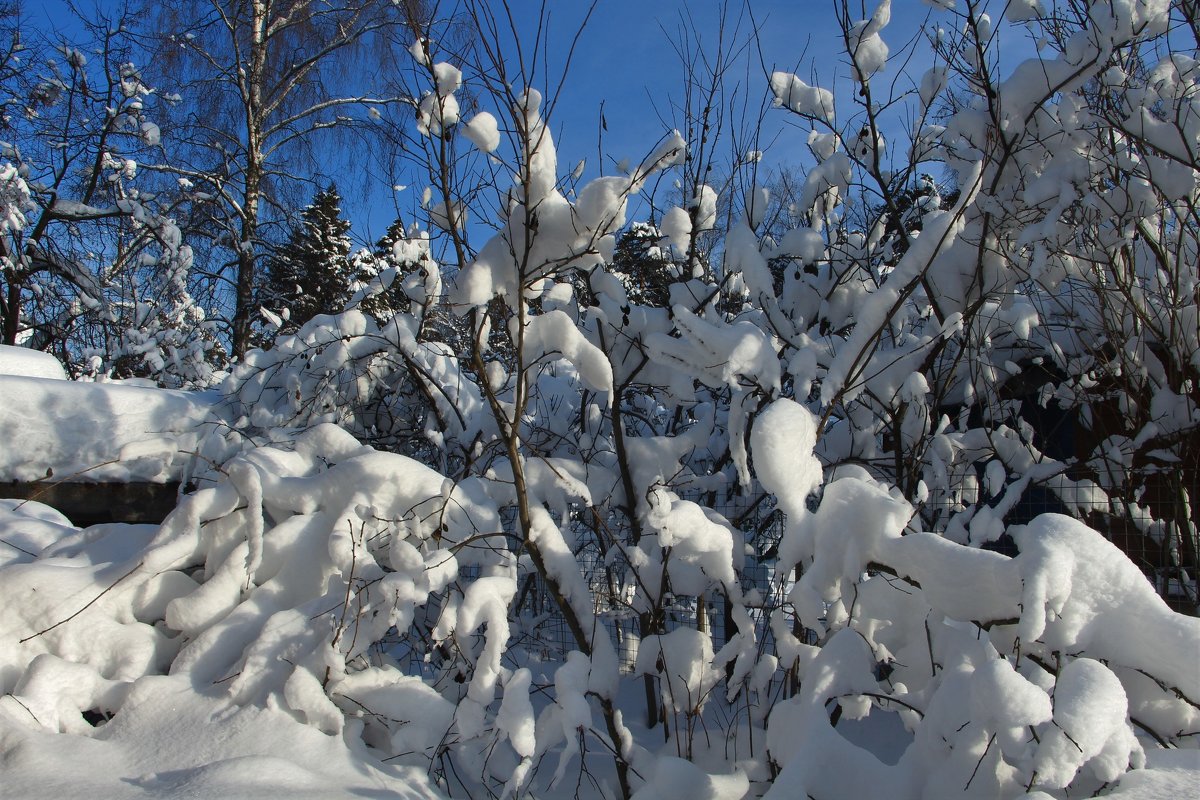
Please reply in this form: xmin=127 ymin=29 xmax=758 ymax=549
xmin=33 ymin=0 xmax=1036 ymax=243
xmin=523 ymin=0 xmax=1037 ymax=173
xmin=455 ymin=0 xmax=951 ymax=233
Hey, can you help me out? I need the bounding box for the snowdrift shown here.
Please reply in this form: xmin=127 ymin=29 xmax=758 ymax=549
xmin=1 ymin=412 xmax=1196 ymax=798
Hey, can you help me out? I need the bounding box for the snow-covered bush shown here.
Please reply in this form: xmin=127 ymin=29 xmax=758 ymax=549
xmin=2 ymin=1 xmax=1198 ymax=798
xmin=753 ymin=398 xmax=1198 ymax=797
xmin=756 ymin=0 xmax=1198 ymax=608
xmin=0 ymin=425 xmax=492 ymax=796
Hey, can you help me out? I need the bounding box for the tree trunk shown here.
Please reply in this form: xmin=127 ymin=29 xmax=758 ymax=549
xmin=231 ymin=0 xmax=269 ymax=359
xmin=3 ymin=280 xmax=18 ymax=345
xmin=233 ymin=174 xmax=260 ymax=358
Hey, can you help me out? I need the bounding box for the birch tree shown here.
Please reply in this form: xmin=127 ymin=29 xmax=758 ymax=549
xmin=141 ymin=0 xmax=411 ymax=357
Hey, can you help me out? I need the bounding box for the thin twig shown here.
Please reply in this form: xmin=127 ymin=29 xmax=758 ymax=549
xmin=19 ymin=561 xmax=142 ymax=643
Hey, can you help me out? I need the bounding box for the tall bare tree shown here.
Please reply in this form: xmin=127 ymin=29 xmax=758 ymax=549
xmin=139 ymin=0 xmax=411 ymax=357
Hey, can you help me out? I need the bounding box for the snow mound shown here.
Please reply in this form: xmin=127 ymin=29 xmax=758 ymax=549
xmin=0 ymin=674 xmax=443 ymax=799
xmin=0 ymin=375 xmax=220 ymax=483
xmin=0 ymin=345 xmax=67 ymax=379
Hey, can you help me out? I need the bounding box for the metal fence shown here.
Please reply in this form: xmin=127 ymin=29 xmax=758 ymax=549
xmin=923 ymin=467 xmax=1198 ymax=613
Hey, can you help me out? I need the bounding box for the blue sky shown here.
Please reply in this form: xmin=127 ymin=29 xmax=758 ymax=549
xmin=434 ymin=0 xmax=951 ymax=236
xmin=552 ymin=0 xmax=853 ymax=156
xmin=515 ymin=0 xmax=1041 ymax=169
xmin=445 ymin=0 xmax=1052 ymax=241
xmin=31 ymin=1 xmax=1034 ymax=243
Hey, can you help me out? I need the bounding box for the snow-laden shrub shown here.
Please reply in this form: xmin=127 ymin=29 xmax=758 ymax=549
xmin=3 ymin=408 xmax=1196 ymax=798
xmin=754 ymin=398 xmax=1199 ymax=797
xmin=0 ymin=424 xmax=516 ymax=791
xmin=219 ymin=308 xmax=491 ymax=466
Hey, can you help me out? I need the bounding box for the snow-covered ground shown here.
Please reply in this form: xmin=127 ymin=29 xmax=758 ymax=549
xmin=0 ymin=386 xmax=1196 ymax=799
xmin=2 ymin=670 xmax=444 ymax=799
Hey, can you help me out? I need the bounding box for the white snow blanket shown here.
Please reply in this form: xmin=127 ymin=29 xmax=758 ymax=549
xmin=0 ymin=374 xmax=218 ymax=483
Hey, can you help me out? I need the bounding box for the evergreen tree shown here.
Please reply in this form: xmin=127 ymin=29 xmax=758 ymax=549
xmin=608 ymin=222 xmax=681 ymax=307
xmin=265 ymin=185 xmax=353 ymax=331
xmin=352 ymin=216 xmax=414 ymax=322
xmin=373 ymin=216 xmax=409 ymax=262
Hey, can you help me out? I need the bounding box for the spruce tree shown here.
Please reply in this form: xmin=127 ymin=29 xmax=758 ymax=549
xmin=609 ymin=222 xmax=680 ymax=307
xmin=352 ymin=216 xmax=413 ymax=322
xmin=373 ymin=216 xmax=409 ymax=263
xmin=265 ymin=185 xmax=353 ymax=331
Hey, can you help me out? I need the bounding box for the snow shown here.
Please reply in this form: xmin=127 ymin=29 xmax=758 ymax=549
xmin=848 ymin=0 xmax=891 ymax=83
xmin=1006 ymin=0 xmax=1045 ymax=22
xmin=646 ymin=305 xmax=781 ymax=395
xmin=573 ymin=175 xmax=631 ymax=237
xmin=692 ymin=184 xmax=719 ymax=231
xmin=0 ymin=421 xmax=512 ymax=798
xmin=918 ymin=64 xmax=948 ymax=109
xmin=416 ymin=91 xmax=459 ymax=137
xmin=0 ymin=674 xmax=444 ymax=799
xmin=1104 ymin=749 xmax=1200 ymax=799
xmin=0 ymin=344 xmax=67 ymax=379
xmin=462 ymin=111 xmax=501 ymax=153
xmin=522 ymin=309 xmax=614 ymax=396
xmin=432 ymin=62 xmax=461 ymax=95
xmin=769 ymin=72 xmax=834 ymax=123
xmin=644 ymin=489 xmax=738 ymax=595
xmin=750 ymin=398 xmax=822 ymax=521
xmin=334 ymin=668 xmax=454 ymax=759
xmin=784 ymin=473 xmax=912 ymax=632
xmin=820 ymin=160 xmax=981 ymax=405
xmin=140 ymin=120 xmax=160 ymax=147
xmin=634 ymin=628 xmax=719 ymax=717
xmin=497 ymin=667 xmax=536 ymax=757
xmin=408 ymin=38 xmax=430 ymax=66
xmin=0 ymin=162 xmax=32 ymax=233
xmin=0 ymin=374 xmax=220 ymax=482
xmin=496 ymin=668 xmax=536 ymax=797
xmin=1009 ymin=515 xmax=1200 ymax=701
xmin=968 ymin=657 xmax=1052 ymax=734
xmin=1033 ymin=658 xmax=1138 ymax=788
xmin=630 ymin=756 xmax=748 ymax=800
xmin=660 ymin=205 xmax=692 ymax=253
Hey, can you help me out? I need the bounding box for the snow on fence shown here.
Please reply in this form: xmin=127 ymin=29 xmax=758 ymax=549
xmin=0 ymin=374 xmax=222 ymax=485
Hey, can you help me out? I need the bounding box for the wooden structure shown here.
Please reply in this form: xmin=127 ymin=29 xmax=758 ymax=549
xmin=0 ymin=481 xmax=182 ymax=526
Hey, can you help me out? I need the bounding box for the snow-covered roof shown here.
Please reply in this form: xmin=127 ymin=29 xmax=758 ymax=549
xmin=0 ymin=374 xmax=216 ymax=483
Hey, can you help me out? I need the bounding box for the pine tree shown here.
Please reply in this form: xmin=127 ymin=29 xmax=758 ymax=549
xmin=265 ymin=185 xmax=353 ymax=331
xmin=372 ymin=216 xmax=409 ymax=263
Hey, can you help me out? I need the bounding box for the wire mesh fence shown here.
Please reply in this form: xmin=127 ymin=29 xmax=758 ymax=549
xmin=922 ymin=466 xmax=1198 ymax=613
